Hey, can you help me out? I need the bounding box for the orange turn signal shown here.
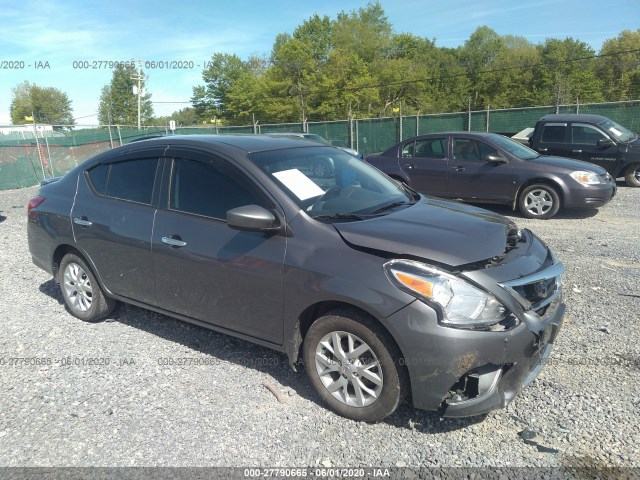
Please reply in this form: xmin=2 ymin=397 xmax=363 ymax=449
xmin=393 ymin=271 xmax=434 ymax=298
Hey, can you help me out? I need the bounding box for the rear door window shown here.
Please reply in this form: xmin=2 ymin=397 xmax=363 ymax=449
xmin=402 ymin=138 xmax=447 ymax=159
xmin=87 ymin=158 xmax=159 ymax=205
xmin=106 ymin=159 xmax=159 ymax=205
xmin=541 ymin=124 xmax=567 ymax=143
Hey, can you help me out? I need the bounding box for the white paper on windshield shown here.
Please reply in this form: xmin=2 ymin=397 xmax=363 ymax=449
xmin=608 ymin=127 xmax=622 ymax=137
xmin=273 ymin=168 xmax=324 ymax=201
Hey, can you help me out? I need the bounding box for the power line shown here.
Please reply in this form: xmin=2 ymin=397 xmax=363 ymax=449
xmin=147 ymin=48 xmax=640 ymax=107
xmin=342 ymin=48 xmax=640 ymax=92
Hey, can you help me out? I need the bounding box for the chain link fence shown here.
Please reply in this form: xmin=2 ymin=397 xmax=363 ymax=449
xmin=2 ymin=100 xmax=639 ymax=190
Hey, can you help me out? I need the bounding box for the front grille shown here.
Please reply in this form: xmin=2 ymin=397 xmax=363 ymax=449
xmin=499 ymin=262 xmax=565 ymax=312
xmin=512 ymin=277 xmax=558 ymax=308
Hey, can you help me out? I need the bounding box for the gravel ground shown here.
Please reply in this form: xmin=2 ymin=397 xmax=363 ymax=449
xmin=0 ymin=184 xmax=638 ymax=469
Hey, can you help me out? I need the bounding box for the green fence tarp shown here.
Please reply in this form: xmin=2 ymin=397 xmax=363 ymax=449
xmin=2 ymin=100 xmax=639 ymax=190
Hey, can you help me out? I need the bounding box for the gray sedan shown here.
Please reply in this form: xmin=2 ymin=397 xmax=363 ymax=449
xmin=366 ymin=132 xmax=616 ymax=219
xmin=28 ymin=134 xmax=565 ymax=421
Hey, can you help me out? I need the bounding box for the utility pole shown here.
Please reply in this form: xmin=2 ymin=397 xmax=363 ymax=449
xmin=131 ymin=61 xmax=145 ymax=130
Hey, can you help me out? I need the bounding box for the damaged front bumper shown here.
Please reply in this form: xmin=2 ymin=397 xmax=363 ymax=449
xmin=381 ymin=248 xmax=566 ymax=417
xmin=441 ymin=298 xmax=564 ymax=417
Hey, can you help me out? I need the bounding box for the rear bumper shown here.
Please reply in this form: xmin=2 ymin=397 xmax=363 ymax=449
xmin=383 ymin=295 xmax=565 ymax=417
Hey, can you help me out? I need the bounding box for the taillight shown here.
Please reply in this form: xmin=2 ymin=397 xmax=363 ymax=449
xmin=27 ymin=195 xmax=46 ymax=221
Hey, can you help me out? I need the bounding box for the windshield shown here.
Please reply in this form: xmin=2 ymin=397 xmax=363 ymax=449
xmin=489 ymin=134 xmax=540 ymax=160
xmin=249 ymin=146 xmax=416 ymax=220
xmin=599 ymin=119 xmax=636 ymax=143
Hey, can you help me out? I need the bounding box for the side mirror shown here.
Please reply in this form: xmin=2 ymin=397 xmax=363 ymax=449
xmin=485 ymin=154 xmax=507 ymax=163
xmin=227 ymin=205 xmax=279 ymax=232
xmin=597 ymin=138 xmax=615 ymax=148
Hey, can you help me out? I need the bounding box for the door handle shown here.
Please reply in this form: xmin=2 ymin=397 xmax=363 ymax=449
xmin=162 ymin=236 xmax=187 ymax=248
xmin=404 ymin=163 xmax=416 ymax=170
xmin=572 ymin=149 xmax=582 ymax=153
xmin=451 ymin=166 xmax=465 ymax=172
xmin=538 ymin=148 xmax=548 ymax=153
xmin=73 ymin=217 xmax=92 ymax=227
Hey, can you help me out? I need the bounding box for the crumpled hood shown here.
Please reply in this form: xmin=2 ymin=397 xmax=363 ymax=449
xmin=333 ymin=197 xmax=515 ymax=267
xmin=530 ymin=155 xmax=608 ymax=174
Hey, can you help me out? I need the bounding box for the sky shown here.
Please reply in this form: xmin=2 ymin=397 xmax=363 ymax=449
xmin=0 ymin=0 xmax=637 ymax=125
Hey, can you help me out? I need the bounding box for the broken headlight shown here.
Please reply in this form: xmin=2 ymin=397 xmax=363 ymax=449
xmin=384 ymin=259 xmax=509 ymax=329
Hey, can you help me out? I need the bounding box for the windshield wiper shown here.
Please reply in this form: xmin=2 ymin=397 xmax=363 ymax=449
xmin=368 ymin=200 xmax=411 ymax=215
xmin=312 ymin=213 xmax=368 ymax=222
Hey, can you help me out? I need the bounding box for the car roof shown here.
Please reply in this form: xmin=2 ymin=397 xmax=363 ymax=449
xmin=404 ymin=132 xmax=501 ymax=139
xmin=538 ymin=114 xmax=609 ymax=124
xmin=117 ymin=134 xmax=327 ymax=153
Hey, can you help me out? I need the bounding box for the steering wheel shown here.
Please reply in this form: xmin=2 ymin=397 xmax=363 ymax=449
xmin=308 ymin=186 xmax=342 ymax=212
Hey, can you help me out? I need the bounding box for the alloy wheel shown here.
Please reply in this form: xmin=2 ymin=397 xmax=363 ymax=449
xmin=314 ymin=331 xmax=383 ymax=407
xmin=524 ymin=188 xmax=554 ymax=216
xmin=63 ymin=262 xmax=93 ymax=312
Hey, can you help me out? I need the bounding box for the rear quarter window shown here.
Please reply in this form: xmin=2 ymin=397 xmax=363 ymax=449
xmin=87 ymin=164 xmax=109 ymax=195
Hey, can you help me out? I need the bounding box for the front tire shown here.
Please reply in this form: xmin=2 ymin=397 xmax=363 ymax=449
xmin=518 ymin=184 xmax=561 ymax=219
xmin=58 ymin=253 xmax=115 ymax=322
xmin=302 ymin=311 xmax=407 ymax=422
xmin=624 ymin=163 xmax=640 ymax=187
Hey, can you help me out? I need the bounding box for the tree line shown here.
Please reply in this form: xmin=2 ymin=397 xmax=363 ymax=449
xmin=8 ymin=2 xmax=640 ymax=127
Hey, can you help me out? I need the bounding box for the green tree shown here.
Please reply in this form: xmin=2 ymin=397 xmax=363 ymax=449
xmin=10 ymin=81 xmax=74 ymax=126
xmin=98 ymin=64 xmax=153 ymax=125
xmin=315 ymin=49 xmax=378 ymax=119
xmin=153 ymin=107 xmax=199 ymax=126
xmin=598 ymin=30 xmax=640 ymax=100
xmin=460 ymin=26 xmax=506 ymax=108
xmin=191 ymin=53 xmax=250 ymax=121
xmin=293 ymin=14 xmax=333 ymax=62
xmin=332 ymin=2 xmax=392 ymax=63
xmin=269 ymin=36 xmax=318 ymax=122
xmin=536 ymin=38 xmax=603 ymax=105
xmin=480 ymin=36 xmax=542 ymax=108
xmin=186 ymin=3 xmax=639 ymax=125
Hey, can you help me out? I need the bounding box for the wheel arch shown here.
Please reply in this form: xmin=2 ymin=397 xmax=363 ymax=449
xmin=512 ymin=177 xmax=565 ymax=210
xmin=52 ymin=244 xmax=84 ymax=282
xmin=52 ymin=244 xmax=109 ymax=295
xmin=622 ymin=162 xmax=640 ymax=184
xmin=287 ymin=301 xmax=409 ymax=376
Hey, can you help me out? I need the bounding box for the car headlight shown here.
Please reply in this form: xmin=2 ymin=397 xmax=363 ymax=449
xmin=570 ymin=170 xmax=602 ymax=185
xmin=384 ymin=260 xmax=508 ymax=329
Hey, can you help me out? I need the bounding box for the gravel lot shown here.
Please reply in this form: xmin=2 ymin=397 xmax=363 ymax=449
xmin=0 ymin=184 xmax=638 ymax=469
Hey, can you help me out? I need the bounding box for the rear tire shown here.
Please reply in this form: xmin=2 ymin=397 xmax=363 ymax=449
xmin=58 ymin=253 xmax=115 ymax=322
xmin=518 ymin=184 xmax=560 ymax=219
xmin=302 ymin=310 xmax=408 ymax=422
xmin=624 ymin=163 xmax=640 ymax=187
